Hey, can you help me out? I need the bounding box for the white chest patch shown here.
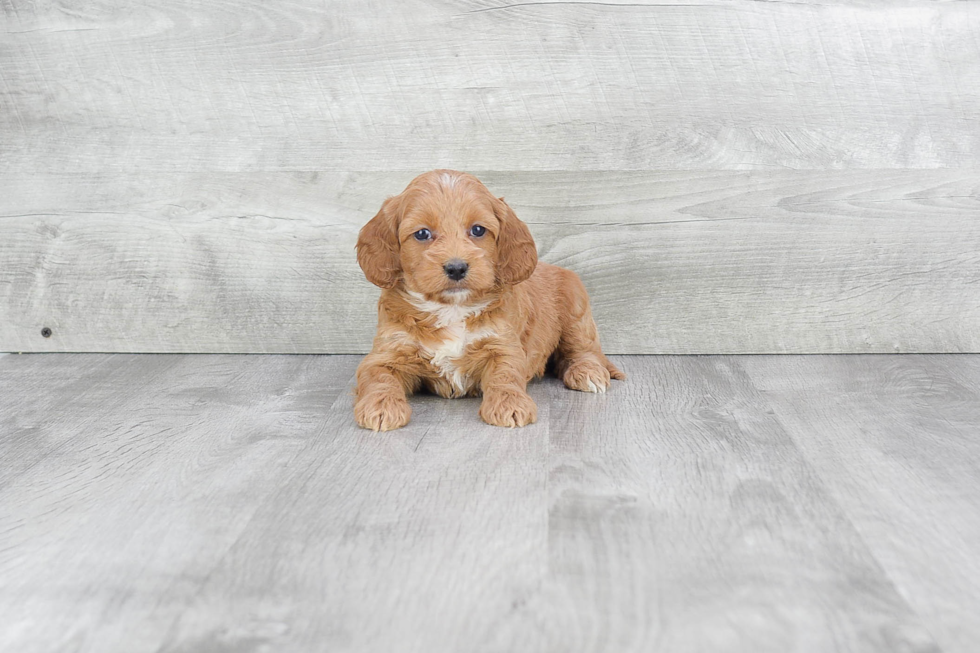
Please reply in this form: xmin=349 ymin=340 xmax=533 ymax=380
xmin=404 ymin=291 xmax=495 ymax=395
xmin=424 ymin=324 xmax=497 ymax=395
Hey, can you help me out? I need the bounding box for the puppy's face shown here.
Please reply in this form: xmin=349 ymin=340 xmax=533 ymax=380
xmin=397 ymin=174 xmax=499 ymax=299
xmin=357 ymin=170 xmax=537 ymax=302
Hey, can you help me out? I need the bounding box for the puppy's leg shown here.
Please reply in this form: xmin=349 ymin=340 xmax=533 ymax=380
xmin=475 ymin=343 xmax=537 ymax=428
xmin=555 ymin=270 xmax=625 ymax=393
xmin=354 ymin=352 xmax=420 ymax=432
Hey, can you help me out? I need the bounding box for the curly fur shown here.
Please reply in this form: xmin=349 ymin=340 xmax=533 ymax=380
xmin=354 ymin=170 xmax=624 ymax=431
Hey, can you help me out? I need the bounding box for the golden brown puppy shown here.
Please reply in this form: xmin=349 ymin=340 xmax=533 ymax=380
xmin=354 ymin=170 xmax=624 ymax=431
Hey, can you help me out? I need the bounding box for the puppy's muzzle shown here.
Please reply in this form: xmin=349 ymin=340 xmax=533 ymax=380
xmin=444 ymin=259 xmax=468 ymax=281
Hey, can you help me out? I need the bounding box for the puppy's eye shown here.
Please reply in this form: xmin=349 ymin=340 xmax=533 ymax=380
xmin=413 ymin=228 xmax=432 ymax=241
xmin=469 ymin=224 xmax=486 ymax=237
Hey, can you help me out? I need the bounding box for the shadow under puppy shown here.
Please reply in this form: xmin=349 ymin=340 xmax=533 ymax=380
xmin=355 ymin=170 xmax=624 ymax=431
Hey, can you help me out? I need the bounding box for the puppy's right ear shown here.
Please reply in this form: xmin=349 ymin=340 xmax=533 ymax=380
xmin=356 ymin=195 xmax=403 ymax=289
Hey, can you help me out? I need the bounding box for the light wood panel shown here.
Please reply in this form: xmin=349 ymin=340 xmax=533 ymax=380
xmin=0 ymin=353 xmax=183 ymax=489
xmin=0 ymin=354 xmax=360 ymax=653
xmin=0 ymin=353 xmax=551 ymax=653
xmin=3 ymin=170 xmax=978 ymax=354
xmin=157 ymin=376 xmax=551 ymax=653
xmin=491 ymin=356 xmax=938 ymax=652
xmin=1 ymin=353 xmax=959 ymax=652
xmin=742 ymin=355 xmax=980 ymax=653
xmin=1 ymin=1 xmax=978 ymax=173
xmin=3 ymin=1 xmax=978 ymax=353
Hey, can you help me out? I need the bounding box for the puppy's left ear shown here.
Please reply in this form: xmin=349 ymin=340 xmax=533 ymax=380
xmin=493 ymin=196 xmax=538 ymax=285
xmin=356 ymin=195 xmax=403 ymax=289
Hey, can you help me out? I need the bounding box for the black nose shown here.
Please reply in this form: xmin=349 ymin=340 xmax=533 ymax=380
xmin=444 ymin=259 xmax=468 ymax=281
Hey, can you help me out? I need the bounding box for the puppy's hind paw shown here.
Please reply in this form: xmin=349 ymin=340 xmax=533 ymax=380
xmin=562 ymin=358 xmax=612 ymax=394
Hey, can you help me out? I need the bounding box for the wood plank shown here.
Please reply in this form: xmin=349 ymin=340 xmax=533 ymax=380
xmin=0 ymin=354 xmax=359 ymax=653
xmin=494 ymin=355 xmax=940 ymax=652
xmin=741 ymin=354 xmax=980 ymax=653
xmin=4 ymin=353 xmax=976 ymax=651
xmin=2 ymin=1 xmax=978 ymax=173
xmin=151 ymin=372 xmax=550 ymax=652
xmin=2 ymin=170 xmax=978 ymax=354
xmin=0 ymin=353 xmax=183 ymax=488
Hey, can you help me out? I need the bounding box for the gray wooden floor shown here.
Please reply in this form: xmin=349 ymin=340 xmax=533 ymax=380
xmin=1 ymin=354 xmax=977 ymax=653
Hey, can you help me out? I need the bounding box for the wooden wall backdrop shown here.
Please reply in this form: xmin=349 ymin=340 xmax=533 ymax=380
xmin=2 ymin=0 xmax=979 ymax=354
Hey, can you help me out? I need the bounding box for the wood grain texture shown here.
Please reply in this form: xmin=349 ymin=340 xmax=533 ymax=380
xmin=0 ymin=353 xmax=550 ymax=653
xmin=1 ymin=353 xmax=963 ymax=652
xmin=0 ymin=353 xmax=183 ymax=489
xmin=157 ymin=374 xmax=550 ymax=653
xmin=491 ymin=355 xmax=938 ymax=652
xmin=1 ymin=1 xmax=979 ymax=173
xmin=2 ymin=170 xmax=978 ymax=354
xmin=0 ymin=354 xmax=359 ymax=653
xmin=742 ymin=355 xmax=980 ymax=653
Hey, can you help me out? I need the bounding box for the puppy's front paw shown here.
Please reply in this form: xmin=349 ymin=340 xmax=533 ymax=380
xmin=480 ymin=389 xmax=537 ymax=428
xmin=562 ymin=357 xmax=611 ymax=393
xmin=355 ymin=393 xmax=412 ymax=431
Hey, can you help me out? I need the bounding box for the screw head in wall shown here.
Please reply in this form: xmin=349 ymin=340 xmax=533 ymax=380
xmin=41 ymin=327 xmax=52 ymax=338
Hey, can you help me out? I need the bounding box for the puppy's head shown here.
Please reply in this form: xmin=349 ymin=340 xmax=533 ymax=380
xmin=356 ymin=170 xmax=537 ymax=302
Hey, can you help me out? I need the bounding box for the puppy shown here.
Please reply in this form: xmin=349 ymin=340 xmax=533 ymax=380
xmin=354 ymin=170 xmax=624 ymax=431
